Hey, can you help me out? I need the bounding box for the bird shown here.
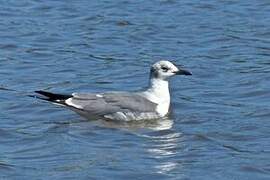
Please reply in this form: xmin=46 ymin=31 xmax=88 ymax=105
xmin=34 ymin=60 xmax=192 ymax=121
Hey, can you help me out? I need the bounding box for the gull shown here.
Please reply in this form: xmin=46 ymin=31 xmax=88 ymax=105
xmin=34 ymin=60 xmax=192 ymax=121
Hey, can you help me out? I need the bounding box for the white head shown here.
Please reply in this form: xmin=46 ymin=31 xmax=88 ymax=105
xmin=150 ymin=60 xmax=192 ymax=80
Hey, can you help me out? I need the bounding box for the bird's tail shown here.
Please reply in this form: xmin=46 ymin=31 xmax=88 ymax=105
xmin=31 ymin=90 xmax=72 ymax=104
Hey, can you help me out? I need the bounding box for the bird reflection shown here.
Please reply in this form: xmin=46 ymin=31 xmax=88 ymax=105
xmin=48 ymin=116 xmax=183 ymax=175
xmin=96 ymin=116 xmax=173 ymax=131
xmin=95 ymin=116 xmax=182 ymax=175
xmin=139 ymin=128 xmax=184 ymax=175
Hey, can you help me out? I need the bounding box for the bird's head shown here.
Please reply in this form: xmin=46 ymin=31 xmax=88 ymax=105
xmin=150 ymin=60 xmax=192 ymax=80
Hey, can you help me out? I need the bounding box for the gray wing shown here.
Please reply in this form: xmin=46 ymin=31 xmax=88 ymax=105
xmin=66 ymin=92 xmax=158 ymax=120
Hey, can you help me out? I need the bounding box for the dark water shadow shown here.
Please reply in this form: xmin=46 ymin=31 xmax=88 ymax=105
xmin=0 ymin=161 xmax=15 ymax=170
xmin=45 ymin=116 xmax=174 ymax=133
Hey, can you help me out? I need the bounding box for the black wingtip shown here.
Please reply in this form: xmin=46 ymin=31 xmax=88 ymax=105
xmin=35 ymin=90 xmax=52 ymax=97
xmin=34 ymin=90 xmax=72 ymax=101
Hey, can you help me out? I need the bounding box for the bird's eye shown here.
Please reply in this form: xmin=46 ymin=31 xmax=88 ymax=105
xmin=161 ymin=66 xmax=169 ymax=72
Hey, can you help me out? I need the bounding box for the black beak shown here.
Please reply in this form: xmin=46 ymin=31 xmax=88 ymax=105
xmin=175 ymin=69 xmax=192 ymax=75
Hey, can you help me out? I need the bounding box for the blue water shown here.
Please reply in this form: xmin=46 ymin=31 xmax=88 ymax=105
xmin=1 ymin=0 xmax=270 ymax=179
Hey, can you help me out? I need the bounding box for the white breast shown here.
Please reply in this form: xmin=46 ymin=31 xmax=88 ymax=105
xmin=142 ymin=78 xmax=171 ymax=117
xmin=143 ymin=92 xmax=170 ymax=116
xmin=156 ymin=99 xmax=170 ymax=116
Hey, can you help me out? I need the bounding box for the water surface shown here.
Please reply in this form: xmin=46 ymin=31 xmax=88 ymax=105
xmin=0 ymin=0 xmax=270 ymax=179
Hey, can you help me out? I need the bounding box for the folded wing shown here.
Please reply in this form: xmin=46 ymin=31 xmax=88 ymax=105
xmin=66 ymin=92 xmax=159 ymax=120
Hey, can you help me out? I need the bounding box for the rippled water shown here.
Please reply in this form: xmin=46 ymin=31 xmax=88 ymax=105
xmin=1 ymin=0 xmax=270 ymax=179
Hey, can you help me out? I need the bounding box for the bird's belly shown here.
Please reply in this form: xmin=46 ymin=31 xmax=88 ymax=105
xmin=104 ymin=112 xmax=161 ymax=121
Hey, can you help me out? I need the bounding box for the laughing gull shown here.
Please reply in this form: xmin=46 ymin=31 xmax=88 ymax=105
xmin=34 ymin=60 xmax=191 ymax=121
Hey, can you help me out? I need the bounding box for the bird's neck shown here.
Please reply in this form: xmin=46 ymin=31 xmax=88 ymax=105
xmin=147 ymin=78 xmax=170 ymax=98
xmin=144 ymin=78 xmax=170 ymax=104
